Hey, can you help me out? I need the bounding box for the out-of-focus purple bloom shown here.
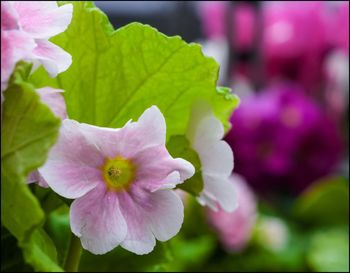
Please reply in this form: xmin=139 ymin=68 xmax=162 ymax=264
xmin=199 ymin=1 xmax=349 ymax=93
xmin=225 ymin=84 xmax=344 ymax=193
xmin=207 ymin=174 xmax=257 ymax=252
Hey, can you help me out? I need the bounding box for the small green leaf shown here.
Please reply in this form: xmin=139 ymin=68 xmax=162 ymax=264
xmin=293 ymin=176 xmax=349 ymax=226
xmin=307 ymin=228 xmax=349 ymax=272
xmin=167 ymin=135 xmax=203 ymax=195
xmin=21 ymin=229 xmax=63 ymax=272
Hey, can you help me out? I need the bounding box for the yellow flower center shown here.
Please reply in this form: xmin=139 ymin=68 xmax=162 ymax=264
xmin=102 ymin=156 xmax=136 ymax=191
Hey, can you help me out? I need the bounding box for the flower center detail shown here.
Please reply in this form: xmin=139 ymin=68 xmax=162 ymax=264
xmin=102 ymin=156 xmax=136 ymax=191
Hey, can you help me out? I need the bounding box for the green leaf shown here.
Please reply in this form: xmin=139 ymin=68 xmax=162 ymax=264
xmin=166 ymin=235 xmax=216 ymax=271
xmin=21 ymin=229 xmax=63 ymax=272
xmin=30 ymin=1 xmax=239 ymax=139
xmin=79 ymin=242 xmax=172 ymax=272
xmin=1 ymin=64 xmax=62 ymax=271
xmin=307 ymin=228 xmax=349 ymax=272
xmin=167 ymin=135 xmax=203 ymax=195
xmin=293 ymin=176 xmax=349 ymax=226
xmin=1 ymin=226 xmax=32 ymax=272
xmin=45 ymin=206 xmax=71 ymax=266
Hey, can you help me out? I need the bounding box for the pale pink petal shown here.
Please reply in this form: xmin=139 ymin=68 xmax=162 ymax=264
xmin=207 ymin=174 xmax=257 ymax=252
xmin=77 ymin=106 xmax=166 ymax=159
xmin=145 ymin=190 xmax=184 ymax=241
xmin=1 ymin=2 xmax=19 ymax=30
xmin=12 ymin=2 xmax=73 ymax=39
xmin=118 ymin=189 xmax=183 ymax=254
xmin=187 ymin=102 xmax=224 ymax=146
xmin=1 ymin=30 xmax=36 ymax=91
xmin=27 ymin=170 xmax=49 ymax=188
xmin=70 ymin=185 xmax=127 ymax=255
xmin=133 ymin=145 xmax=195 ymax=192
xmin=118 ymin=191 xmax=156 ymax=255
xmin=200 ymin=173 xmax=237 ymax=212
xmin=36 ymin=87 xmax=67 ymax=119
xmin=132 ymin=105 xmax=166 ymax=147
xmin=39 ymin=119 xmax=104 ymax=199
xmin=196 ymin=141 xmax=234 ymax=177
xmin=192 ymin=115 xmax=225 ymax=147
xmin=32 ymin=40 xmax=72 ymax=77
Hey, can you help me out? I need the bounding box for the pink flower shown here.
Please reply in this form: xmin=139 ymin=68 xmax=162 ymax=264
xmin=38 ymin=106 xmax=195 ymax=255
xmin=207 ymin=174 xmax=257 ymax=252
xmin=1 ymin=1 xmax=72 ymax=91
xmin=187 ymin=103 xmax=237 ymax=212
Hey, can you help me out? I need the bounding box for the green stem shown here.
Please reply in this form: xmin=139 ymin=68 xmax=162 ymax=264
xmin=64 ymin=233 xmax=82 ymax=272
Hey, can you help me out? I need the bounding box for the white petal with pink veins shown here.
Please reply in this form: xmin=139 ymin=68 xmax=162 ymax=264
xmin=39 ymin=119 xmax=104 ymax=199
xmin=118 ymin=191 xmax=156 ymax=255
xmin=146 ymin=190 xmax=184 ymax=241
xmin=70 ymin=185 xmax=127 ymax=255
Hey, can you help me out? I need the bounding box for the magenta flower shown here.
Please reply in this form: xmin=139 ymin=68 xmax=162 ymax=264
xmin=225 ymin=84 xmax=344 ymax=193
xmin=187 ymin=104 xmax=237 ymax=212
xmin=207 ymin=174 xmax=257 ymax=252
xmin=1 ymin=1 xmax=72 ymax=91
xmin=39 ymin=106 xmax=195 ymax=255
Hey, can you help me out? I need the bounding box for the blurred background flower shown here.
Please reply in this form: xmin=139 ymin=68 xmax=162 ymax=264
xmin=225 ymin=84 xmax=344 ymax=194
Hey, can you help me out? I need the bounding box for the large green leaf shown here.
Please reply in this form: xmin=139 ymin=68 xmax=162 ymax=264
xmin=30 ymin=1 xmax=239 ymax=139
xmin=1 ymin=65 xmax=62 ymax=271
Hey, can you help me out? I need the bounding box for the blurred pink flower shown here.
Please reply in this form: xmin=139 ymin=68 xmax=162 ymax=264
xmin=1 ymin=1 xmax=72 ymax=92
xmin=207 ymin=174 xmax=257 ymax=252
xmin=199 ymin=1 xmax=349 ymax=93
xmin=39 ymin=106 xmax=195 ymax=255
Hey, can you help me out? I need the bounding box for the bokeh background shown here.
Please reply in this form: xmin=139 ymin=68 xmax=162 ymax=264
xmin=82 ymin=1 xmax=350 ymax=271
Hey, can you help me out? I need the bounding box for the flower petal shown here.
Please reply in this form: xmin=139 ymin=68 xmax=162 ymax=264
xmin=201 ymin=173 xmax=237 ymax=212
xmin=1 ymin=2 xmax=19 ymax=30
xmin=39 ymin=119 xmax=104 ymax=199
xmin=133 ymin=145 xmax=195 ymax=192
xmin=1 ymin=30 xmax=36 ymax=91
xmin=36 ymin=87 xmax=67 ymax=119
xmin=70 ymin=185 xmax=127 ymax=255
xmin=197 ymin=140 xmax=234 ymax=177
xmin=187 ymin=102 xmax=224 ymax=146
xmin=72 ymin=106 xmax=166 ymax=160
xmin=27 ymin=170 xmax=49 ymax=188
xmin=118 ymin=191 xmax=156 ymax=255
xmin=13 ymin=2 xmax=73 ymax=39
xmin=32 ymin=40 xmax=72 ymax=77
xmin=193 ymin=115 xmax=225 ymax=147
xmin=146 ymin=190 xmax=184 ymax=241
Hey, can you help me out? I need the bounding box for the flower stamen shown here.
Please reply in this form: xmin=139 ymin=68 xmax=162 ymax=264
xmin=102 ymin=156 xmax=136 ymax=191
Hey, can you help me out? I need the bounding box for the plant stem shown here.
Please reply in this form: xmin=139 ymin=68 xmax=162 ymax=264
xmin=64 ymin=233 xmax=82 ymax=272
